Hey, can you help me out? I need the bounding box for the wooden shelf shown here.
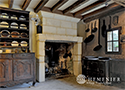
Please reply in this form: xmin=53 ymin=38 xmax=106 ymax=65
xmin=0 ymin=46 xmax=29 ymax=48
xmin=0 ymin=42 xmax=29 ymax=44
xmin=0 ymin=28 xmax=29 ymax=31
xmin=0 ymin=7 xmax=29 ymax=51
xmin=0 ymin=37 xmax=29 ymax=39
xmin=0 ymin=18 xmax=29 ymax=23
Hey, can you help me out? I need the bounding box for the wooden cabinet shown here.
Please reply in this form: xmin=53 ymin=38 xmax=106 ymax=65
xmin=0 ymin=53 xmax=36 ymax=87
xmin=82 ymin=59 xmax=110 ymax=82
xmin=0 ymin=7 xmax=36 ymax=87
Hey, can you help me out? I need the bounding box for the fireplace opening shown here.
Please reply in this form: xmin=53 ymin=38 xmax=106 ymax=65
xmin=45 ymin=42 xmax=74 ymax=78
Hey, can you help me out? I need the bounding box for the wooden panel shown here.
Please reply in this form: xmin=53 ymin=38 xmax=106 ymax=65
xmin=13 ymin=53 xmax=33 ymax=59
xmin=0 ymin=60 xmax=12 ymax=82
xmin=0 ymin=54 xmax=12 ymax=59
xmin=13 ymin=59 xmax=33 ymax=81
xmin=110 ymin=60 xmax=125 ymax=82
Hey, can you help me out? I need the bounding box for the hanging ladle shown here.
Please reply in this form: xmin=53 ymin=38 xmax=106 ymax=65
xmin=84 ymin=22 xmax=95 ymax=43
xmin=85 ymin=23 xmax=90 ymax=32
xmin=93 ymin=19 xmax=102 ymax=51
xmin=92 ymin=20 xmax=97 ymax=33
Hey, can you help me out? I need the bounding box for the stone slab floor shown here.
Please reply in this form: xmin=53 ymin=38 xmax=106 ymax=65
xmin=0 ymin=76 xmax=125 ymax=90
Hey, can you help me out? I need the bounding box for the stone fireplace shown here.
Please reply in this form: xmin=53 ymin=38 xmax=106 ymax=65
xmin=35 ymin=11 xmax=83 ymax=82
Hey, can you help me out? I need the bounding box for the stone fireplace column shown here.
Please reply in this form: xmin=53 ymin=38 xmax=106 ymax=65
xmin=73 ymin=42 xmax=82 ymax=76
xmin=36 ymin=39 xmax=45 ymax=82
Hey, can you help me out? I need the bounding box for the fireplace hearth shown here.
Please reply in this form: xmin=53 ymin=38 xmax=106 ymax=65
xmin=45 ymin=42 xmax=74 ymax=78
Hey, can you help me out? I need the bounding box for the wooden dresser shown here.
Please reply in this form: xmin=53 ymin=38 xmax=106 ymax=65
xmin=0 ymin=53 xmax=36 ymax=87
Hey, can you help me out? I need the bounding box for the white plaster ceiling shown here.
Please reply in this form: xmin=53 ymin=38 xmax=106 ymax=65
xmin=13 ymin=0 xmax=25 ymax=6
xmin=44 ymin=0 xmax=59 ymax=8
xmin=81 ymin=0 xmax=114 ymax=16
xmin=58 ymin=0 xmax=78 ymax=10
xmin=70 ymin=0 xmax=98 ymax=13
xmin=27 ymin=0 xmax=41 ymax=9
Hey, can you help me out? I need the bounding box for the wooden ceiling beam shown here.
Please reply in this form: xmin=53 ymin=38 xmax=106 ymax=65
xmin=63 ymin=0 xmax=86 ymax=14
xmin=74 ymin=0 xmax=106 ymax=17
xmin=113 ymin=0 xmax=125 ymax=7
xmin=34 ymin=0 xmax=49 ymax=13
xmin=42 ymin=7 xmax=74 ymax=17
xmin=8 ymin=0 xmax=14 ymax=8
xmin=51 ymin=0 xmax=68 ymax=12
xmin=22 ymin=0 xmax=31 ymax=10
xmin=83 ymin=3 xmax=122 ymax=22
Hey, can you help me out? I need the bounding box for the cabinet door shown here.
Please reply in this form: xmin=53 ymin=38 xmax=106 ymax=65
xmin=13 ymin=59 xmax=33 ymax=81
xmin=110 ymin=61 xmax=125 ymax=82
xmin=0 ymin=60 xmax=12 ymax=82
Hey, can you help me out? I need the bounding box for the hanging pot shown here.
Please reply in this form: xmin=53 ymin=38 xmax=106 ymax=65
xmin=93 ymin=19 xmax=102 ymax=51
xmin=84 ymin=22 xmax=94 ymax=43
xmin=92 ymin=20 xmax=97 ymax=33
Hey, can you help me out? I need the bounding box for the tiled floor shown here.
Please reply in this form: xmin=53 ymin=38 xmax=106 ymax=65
xmin=0 ymin=76 xmax=124 ymax=90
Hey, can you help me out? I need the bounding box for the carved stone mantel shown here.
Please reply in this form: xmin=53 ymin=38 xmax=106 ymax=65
xmin=36 ymin=34 xmax=83 ymax=82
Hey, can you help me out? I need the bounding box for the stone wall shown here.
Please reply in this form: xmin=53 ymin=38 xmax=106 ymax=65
xmin=38 ymin=11 xmax=79 ymax=37
xmin=81 ymin=10 xmax=125 ymax=60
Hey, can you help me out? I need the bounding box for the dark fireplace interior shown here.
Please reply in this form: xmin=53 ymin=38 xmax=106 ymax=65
xmin=45 ymin=42 xmax=74 ymax=78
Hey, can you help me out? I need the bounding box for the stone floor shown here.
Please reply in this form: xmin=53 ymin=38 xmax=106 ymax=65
xmin=0 ymin=76 xmax=125 ymax=90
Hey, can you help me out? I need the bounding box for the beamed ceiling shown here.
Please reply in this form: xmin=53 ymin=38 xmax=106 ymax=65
xmin=0 ymin=0 xmax=125 ymax=21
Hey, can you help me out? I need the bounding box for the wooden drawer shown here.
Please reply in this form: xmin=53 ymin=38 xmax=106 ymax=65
xmin=0 ymin=54 xmax=12 ymax=58
xmin=13 ymin=53 xmax=34 ymax=59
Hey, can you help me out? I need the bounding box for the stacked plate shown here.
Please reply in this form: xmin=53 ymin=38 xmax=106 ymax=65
xmin=20 ymin=24 xmax=27 ymax=29
xmin=11 ymin=31 xmax=20 ymax=38
xmin=11 ymin=15 xmax=17 ymax=20
xmin=11 ymin=41 xmax=19 ymax=46
xmin=10 ymin=22 xmax=18 ymax=29
xmin=21 ymin=32 xmax=28 ymax=38
xmin=20 ymin=41 xmax=28 ymax=46
xmin=0 ymin=21 xmax=9 ymax=28
xmin=0 ymin=30 xmax=10 ymax=37
xmin=0 ymin=13 xmax=9 ymax=19
xmin=19 ymin=15 xmax=26 ymax=20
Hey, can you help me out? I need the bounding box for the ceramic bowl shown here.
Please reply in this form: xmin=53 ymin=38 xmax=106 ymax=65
xmin=20 ymin=41 xmax=28 ymax=46
xmin=0 ymin=21 xmax=9 ymax=28
xmin=10 ymin=22 xmax=18 ymax=28
xmin=0 ymin=30 xmax=10 ymax=37
xmin=11 ymin=41 xmax=19 ymax=46
xmin=11 ymin=31 xmax=20 ymax=38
